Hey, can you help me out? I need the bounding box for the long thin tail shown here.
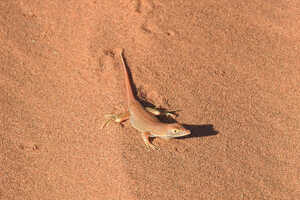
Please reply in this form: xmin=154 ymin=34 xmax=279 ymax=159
xmin=118 ymin=49 xmax=136 ymax=105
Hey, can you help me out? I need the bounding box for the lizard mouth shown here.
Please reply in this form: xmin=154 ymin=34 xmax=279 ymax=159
xmin=174 ymin=130 xmax=191 ymax=137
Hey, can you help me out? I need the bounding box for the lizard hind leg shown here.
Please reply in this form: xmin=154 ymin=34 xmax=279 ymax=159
xmin=145 ymin=107 xmax=179 ymax=119
xmin=101 ymin=111 xmax=130 ymax=129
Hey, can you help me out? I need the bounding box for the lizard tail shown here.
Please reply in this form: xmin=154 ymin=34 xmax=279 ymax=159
xmin=118 ymin=49 xmax=136 ymax=105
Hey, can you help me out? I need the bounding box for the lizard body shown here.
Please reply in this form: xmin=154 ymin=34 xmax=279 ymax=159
xmin=103 ymin=49 xmax=190 ymax=150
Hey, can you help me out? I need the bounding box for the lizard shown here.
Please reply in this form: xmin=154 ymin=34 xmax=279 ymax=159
xmin=102 ymin=49 xmax=191 ymax=150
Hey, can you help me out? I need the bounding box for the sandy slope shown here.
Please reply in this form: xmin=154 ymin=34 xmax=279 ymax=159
xmin=1 ymin=0 xmax=299 ymax=199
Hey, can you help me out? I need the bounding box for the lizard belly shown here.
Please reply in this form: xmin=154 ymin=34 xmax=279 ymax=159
xmin=129 ymin=115 xmax=165 ymax=136
xmin=129 ymin=116 xmax=149 ymax=132
xmin=128 ymin=102 xmax=165 ymax=135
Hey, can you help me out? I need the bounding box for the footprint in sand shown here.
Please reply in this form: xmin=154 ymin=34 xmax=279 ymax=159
xmin=135 ymin=0 xmax=177 ymax=37
xmin=19 ymin=142 xmax=40 ymax=152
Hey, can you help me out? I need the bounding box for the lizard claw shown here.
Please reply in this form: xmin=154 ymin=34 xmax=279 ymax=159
xmin=101 ymin=114 xmax=116 ymax=129
xmin=151 ymin=144 xmax=160 ymax=151
xmin=165 ymin=112 xmax=177 ymax=119
xmin=101 ymin=119 xmax=113 ymax=129
xmin=145 ymin=143 xmax=160 ymax=151
xmin=164 ymin=109 xmax=181 ymax=119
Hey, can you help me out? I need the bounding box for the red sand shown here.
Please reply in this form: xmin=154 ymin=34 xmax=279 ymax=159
xmin=1 ymin=1 xmax=299 ymax=199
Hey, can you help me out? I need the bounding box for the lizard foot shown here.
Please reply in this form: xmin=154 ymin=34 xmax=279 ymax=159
xmin=147 ymin=143 xmax=160 ymax=151
xmin=101 ymin=112 xmax=129 ymax=129
xmin=142 ymin=132 xmax=160 ymax=151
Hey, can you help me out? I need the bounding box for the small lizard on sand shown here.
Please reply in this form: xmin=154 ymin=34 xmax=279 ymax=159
xmin=102 ymin=49 xmax=191 ymax=150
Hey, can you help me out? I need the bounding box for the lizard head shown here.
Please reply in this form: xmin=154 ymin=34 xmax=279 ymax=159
xmin=166 ymin=123 xmax=191 ymax=137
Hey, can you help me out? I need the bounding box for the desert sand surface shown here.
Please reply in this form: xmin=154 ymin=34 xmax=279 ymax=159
xmin=1 ymin=0 xmax=300 ymax=199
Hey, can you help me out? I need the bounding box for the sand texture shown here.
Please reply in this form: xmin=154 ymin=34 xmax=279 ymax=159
xmin=1 ymin=0 xmax=300 ymax=199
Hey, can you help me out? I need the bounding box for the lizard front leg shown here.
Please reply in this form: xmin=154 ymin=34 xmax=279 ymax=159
xmin=142 ymin=132 xmax=159 ymax=151
xmin=101 ymin=111 xmax=130 ymax=129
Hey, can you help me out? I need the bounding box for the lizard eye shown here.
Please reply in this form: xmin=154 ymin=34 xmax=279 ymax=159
xmin=173 ymin=129 xmax=178 ymax=133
